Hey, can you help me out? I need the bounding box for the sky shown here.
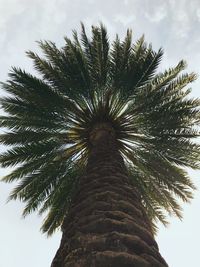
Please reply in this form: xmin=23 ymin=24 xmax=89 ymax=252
xmin=0 ymin=0 xmax=200 ymax=266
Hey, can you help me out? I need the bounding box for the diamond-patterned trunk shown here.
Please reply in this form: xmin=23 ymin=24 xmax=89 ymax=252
xmin=51 ymin=128 xmax=168 ymax=267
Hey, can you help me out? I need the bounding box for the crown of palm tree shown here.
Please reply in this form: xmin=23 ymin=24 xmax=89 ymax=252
xmin=1 ymin=24 xmax=200 ymax=235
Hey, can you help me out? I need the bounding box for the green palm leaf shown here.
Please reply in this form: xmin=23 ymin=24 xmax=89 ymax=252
xmin=1 ymin=24 xmax=199 ymax=235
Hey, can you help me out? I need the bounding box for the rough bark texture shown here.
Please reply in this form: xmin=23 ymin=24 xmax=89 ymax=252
xmin=51 ymin=127 xmax=169 ymax=267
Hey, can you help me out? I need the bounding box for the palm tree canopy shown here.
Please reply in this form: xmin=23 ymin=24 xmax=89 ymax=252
xmin=1 ymin=24 xmax=200 ymax=235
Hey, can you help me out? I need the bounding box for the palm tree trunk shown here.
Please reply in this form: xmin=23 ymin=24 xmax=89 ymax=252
xmin=51 ymin=128 xmax=168 ymax=267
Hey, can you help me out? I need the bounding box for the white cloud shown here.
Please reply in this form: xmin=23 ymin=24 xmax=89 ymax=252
xmin=114 ymin=14 xmax=135 ymax=26
xmin=0 ymin=0 xmax=26 ymax=28
xmin=196 ymin=8 xmax=200 ymax=21
xmin=144 ymin=5 xmax=167 ymax=23
xmin=174 ymin=11 xmax=190 ymax=38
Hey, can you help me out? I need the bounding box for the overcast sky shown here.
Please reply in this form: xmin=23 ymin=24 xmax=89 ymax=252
xmin=0 ymin=0 xmax=200 ymax=266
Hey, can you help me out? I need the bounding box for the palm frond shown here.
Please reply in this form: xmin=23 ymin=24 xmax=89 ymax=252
xmin=1 ymin=24 xmax=199 ymax=234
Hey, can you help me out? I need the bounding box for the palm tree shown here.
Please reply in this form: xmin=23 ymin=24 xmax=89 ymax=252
xmin=1 ymin=24 xmax=199 ymax=267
